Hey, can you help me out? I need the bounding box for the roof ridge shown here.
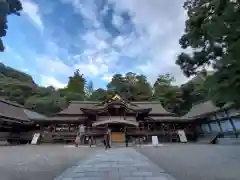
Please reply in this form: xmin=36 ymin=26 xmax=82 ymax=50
xmin=70 ymin=101 xmax=100 ymax=104
xmin=0 ymin=99 xmax=23 ymax=108
xmin=133 ymin=101 xmax=162 ymax=104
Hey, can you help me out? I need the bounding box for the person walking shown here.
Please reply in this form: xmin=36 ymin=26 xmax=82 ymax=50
xmin=125 ymin=130 xmax=128 ymax=148
xmin=75 ymin=132 xmax=80 ymax=147
xmin=104 ymin=130 xmax=111 ymax=150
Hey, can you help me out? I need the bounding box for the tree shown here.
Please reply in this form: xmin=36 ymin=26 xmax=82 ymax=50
xmin=66 ymin=69 xmax=85 ymax=94
xmin=153 ymin=74 xmax=183 ymax=114
xmin=0 ymin=0 xmax=22 ymax=51
xmin=179 ymin=72 xmax=209 ymax=114
xmin=176 ymin=0 xmax=240 ymax=106
xmin=107 ymin=74 xmax=125 ymax=93
xmin=25 ymin=96 xmax=67 ymax=116
xmin=89 ymin=88 xmax=108 ymax=101
xmin=134 ymin=75 xmax=152 ymax=101
xmin=107 ymin=72 xmax=152 ymax=101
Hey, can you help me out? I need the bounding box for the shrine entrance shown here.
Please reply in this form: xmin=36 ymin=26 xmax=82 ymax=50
xmin=108 ymin=124 xmax=126 ymax=143
xmin=92 ymin=118 xmax=139 ymax=143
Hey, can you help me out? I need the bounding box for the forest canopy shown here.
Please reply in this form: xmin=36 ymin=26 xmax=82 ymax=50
xmin=0 ymin=62 xmax=210 ymax=116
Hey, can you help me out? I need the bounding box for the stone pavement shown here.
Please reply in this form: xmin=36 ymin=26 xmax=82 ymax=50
xmin=55 ymin=147 xmax=176 ymax=180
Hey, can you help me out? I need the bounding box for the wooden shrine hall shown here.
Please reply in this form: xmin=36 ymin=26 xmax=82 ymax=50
xmin=33 ymin=94 xmax=196 ymax=144
xmin=1 ymin=94 xmax=240 ymax=145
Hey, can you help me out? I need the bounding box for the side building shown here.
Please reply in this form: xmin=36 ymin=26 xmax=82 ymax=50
xmin=183 ymin=101 xmax=240 ymax=144
xmin=0 ymin=99 xmax=46 ymax=144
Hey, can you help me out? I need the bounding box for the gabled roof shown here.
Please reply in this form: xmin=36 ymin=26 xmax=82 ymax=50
xmin=0 ymin=99 xmax=46 ymax=122
xmin=57 ymin=99 xmax=173 ymax=115
xmin=0 ymin=99 xmax=29 ymax=121
xmin=182 ymin=101 xmax=220 ymax=118
xmin=58 ymin=101 xmax=99 ymax=115
xmin=24 ymin=109 xmax=47 ymax=120
xmin=132 ymin=102 xmax=173 ymax=115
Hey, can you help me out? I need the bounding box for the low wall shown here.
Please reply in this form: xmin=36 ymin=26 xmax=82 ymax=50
xmin=216 ymin=138 xmax=240 ymax=145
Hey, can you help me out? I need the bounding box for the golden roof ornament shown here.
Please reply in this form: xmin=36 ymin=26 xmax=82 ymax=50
xmin=112 ymin=94 xmax=121 ymax=100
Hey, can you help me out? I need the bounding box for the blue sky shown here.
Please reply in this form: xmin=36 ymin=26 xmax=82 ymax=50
xmin=0 ymin=0 xmax=188 ymax=89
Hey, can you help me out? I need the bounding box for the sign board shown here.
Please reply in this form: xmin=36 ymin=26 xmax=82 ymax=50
xmin=31 ymin=133 xmax=41 ymax=145
xmin=177 ymin=130 xmax=187 ymax=143
xmin=152 ymin=136 xmax=158 ymax=146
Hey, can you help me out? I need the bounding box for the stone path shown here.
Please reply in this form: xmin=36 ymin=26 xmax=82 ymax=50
xmin=55 ymin=147 xmax=176 ymax=180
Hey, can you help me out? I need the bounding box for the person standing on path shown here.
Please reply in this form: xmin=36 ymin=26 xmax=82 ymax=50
xmin=75 ymin=132 xmax=80 ymax=147
xmin=104 ymin=129 xmax=111 ymax=150
xmin=125 ymin=130 xmax=128 ymax=147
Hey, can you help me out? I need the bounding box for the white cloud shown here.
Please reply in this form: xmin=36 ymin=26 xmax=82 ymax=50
xmin=21 ymin=0 xmax=190 ymax=89
xmin=112 ymin=14 xmax=124 ymax=29
xmin=36 ymin=56 xmax=73 ymax=76
xmin=40 ymin=75 xmax=66 ymax=89
xmin=21 ymin=0 xmax=44 ymax=31
xmin=74 ymin=57 xmax=109 ymax=77
xmin=108 ymin=0 xmax=188 ymax=84
xmin=101 ymin=75 xmax=113 ymax=82
xmin=61 ymin=0 xmax=100 ymax=27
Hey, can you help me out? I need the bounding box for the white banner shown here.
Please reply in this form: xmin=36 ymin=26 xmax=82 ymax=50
xmin=178 ymin=130 xmax=187 ymax=143
xmin=31 ymin=133 xmax=40 ymax=145
xmin=152 ymin=136 xmax=158 ymax=145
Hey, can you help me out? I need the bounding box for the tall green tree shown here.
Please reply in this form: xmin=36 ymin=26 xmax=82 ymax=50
xmin=153 ymin=74 xmax=183 ymax=114
xmin=25 ymin=95 xmax=67 ymax=116
xmin=179 ymin=72 xmax=209 ymax=114
xmin=66 ymin=69 xmax=85 ymax=94
xmin=89 ymin=88 xmax=108 ymax=101
xmin=58 ymin=70 xmax=86 ymax=102
xmin=107 ymin=72 xmax=152 ymax=101
xmin=176 ymin=0 xmax=240 ymax=107
xmin=107 ymin=74 xmax=125 ymax=93
xmin=0 ymin=0 xmax=22 ymax=51
xmin=134 ymin=75 xmax=152 ymax=101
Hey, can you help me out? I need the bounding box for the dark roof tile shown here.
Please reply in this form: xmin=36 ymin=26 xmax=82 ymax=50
xmin=182 ymin=101 xmax=220 ymax=118
xmin=0 ymin=99 xmax=46 ymax=122
xmin=58 ymin=100 xmax=172 ymax=115
xmin=132 ymin=101 xmax=173 ymax=115
xmin=0 ymin=99 xmax=29 ymax=121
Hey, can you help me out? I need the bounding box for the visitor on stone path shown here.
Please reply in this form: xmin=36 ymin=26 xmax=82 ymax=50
xmin=75 ymin=132 xmax=80 ymax=147
xmin=104 ymin=130 xmax=111 ymax=150
xmin=125 ymin=130 xmax=129 ymax=147
xmin=88 ymin=136 xmax=93 ymax=147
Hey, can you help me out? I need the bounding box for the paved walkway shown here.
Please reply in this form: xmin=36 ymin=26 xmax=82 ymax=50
xmin=55 ymin=147 xmax=176 ymax=180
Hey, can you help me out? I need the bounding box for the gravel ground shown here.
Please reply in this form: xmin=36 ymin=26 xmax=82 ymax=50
xmin=136 ymin=144 xmax=240 ymax=180
xmin=0 ymin=144 xmax=96 ymax=180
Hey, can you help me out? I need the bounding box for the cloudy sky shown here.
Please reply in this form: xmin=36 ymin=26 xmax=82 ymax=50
xmin=1 ymin=0 xmax=188 ymax=89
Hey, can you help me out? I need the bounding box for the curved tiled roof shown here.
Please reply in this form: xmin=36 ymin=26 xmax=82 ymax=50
xmin=58 ymin=101 xmax=99 ymax=115
xmin=132 ymin=101 xmax=173 ymax=115
xmin=57 ymin=100 xmax=172 ymax=115
xmin=0 ymin=99 xmax=29 ymax=121
xmin=0 ymin=99 xmax=46 ymax=122
xmin=182 ymin=101 xmax=220 ymax=118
